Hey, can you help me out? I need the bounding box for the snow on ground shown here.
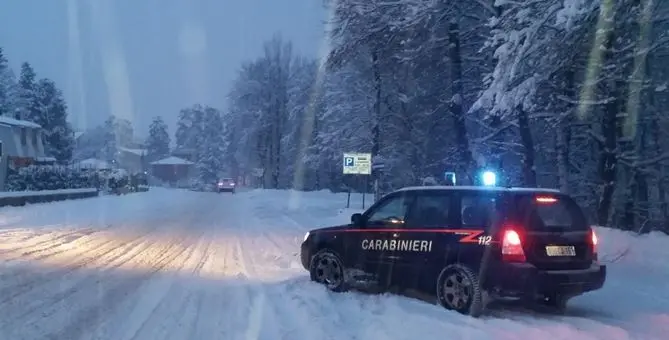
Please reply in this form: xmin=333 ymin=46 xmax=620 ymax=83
xmin=0 ymin=187 xmax=667 ymax=340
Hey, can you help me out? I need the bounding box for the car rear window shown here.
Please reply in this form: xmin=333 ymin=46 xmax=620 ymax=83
xmin=513 ymin=193 xmax=588 ymax=231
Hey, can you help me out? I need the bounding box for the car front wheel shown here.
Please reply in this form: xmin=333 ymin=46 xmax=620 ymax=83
xmin=309 ymin=249 xmax=348 ymax=292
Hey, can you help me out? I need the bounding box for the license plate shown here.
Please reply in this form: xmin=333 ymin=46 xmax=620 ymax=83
xmin=545 ymin=245 xmax=576 ymax=257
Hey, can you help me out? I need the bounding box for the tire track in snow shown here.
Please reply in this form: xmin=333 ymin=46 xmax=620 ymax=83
xmin=0 ymin=229 xmax=190 ymax=337
xmin=182 ymin=236 xmax=223 ymax=340
xmin=0 ymin=230 xmax=178 ymax=329
xmin=122 ymin=235 xmax=210 ymax=340
xmin=44 ymin=232 xmax=198 ymax=340
xmin=204 ymin=234 xmax=257 ymax=340
xmin=102 ymin=202 xmax=218 ymax=340
xmin=261 ymin=279 xmax=325 ymax=340
xmin=0 ymin=227 xmax=97 ymax=255
xmin=0 ymin=227 xmax=167 ymax=302
xmin=230 ymin=233 xmax=278 ymax=340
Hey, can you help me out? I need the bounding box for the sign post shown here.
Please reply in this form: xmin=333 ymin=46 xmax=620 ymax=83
xmin=343 ymin=152 xmax=372 ymax=209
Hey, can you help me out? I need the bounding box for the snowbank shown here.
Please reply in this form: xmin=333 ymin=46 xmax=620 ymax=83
xmin=594 ymin=226 xmax=669 ymax=270
xmin=0 ymin=188 xmax=99 ymax=208
xmin=0 ymin=188 xmax=97 ymax=198
xmin=0 ymin=187 xmax=193 ymax=230
xmin=243 ymin=188 xmax=371 ymax=228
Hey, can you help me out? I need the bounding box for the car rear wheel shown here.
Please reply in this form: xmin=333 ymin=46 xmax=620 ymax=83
xmin=436 ymin=264 xmax=484 ymax=317
xmin=309 ymin=249 xmax=348 ymax=292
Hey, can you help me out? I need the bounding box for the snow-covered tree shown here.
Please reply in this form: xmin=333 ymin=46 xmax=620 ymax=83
xmin=16 ymin=62 xmax=38 ymax=121
xmin=145 ymin=116 xmax=170 ymax=162
xmin=225 ymin=35 xmax=294 ymax=189
xmin=33 ymin=78 xmax=74 ymax=163
xmin=174 ymin=105 xmax=204 ymax=156
xmin=73 ymin=125 xmax=108 ymax=161
xmin=195 ymin=106 xmax=225 ymax=184
xmin=0 ymin=47 xmax=18 ymax=117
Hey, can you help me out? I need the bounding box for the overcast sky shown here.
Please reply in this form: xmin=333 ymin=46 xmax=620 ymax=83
xmin=0 ymin=0 xmax=326 ymax=138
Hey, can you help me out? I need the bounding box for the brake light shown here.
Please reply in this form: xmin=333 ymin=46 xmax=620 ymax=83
xmin=589 ymin=227 xmax=599 ymax=261
xmin=501 ymin=228 xmax=526 ymax=262
xmin=535 ymin=196 xmax=558 ymax=204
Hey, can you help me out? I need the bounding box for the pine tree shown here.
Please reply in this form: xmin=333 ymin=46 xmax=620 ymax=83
xmin=196 ymin=106 xmax=225 ymax=185
xmin=175 ymin=105 xmax=204 ymax=153
xmin=145 ymin=116 xmax=170 ymax=162
xmin=0 ymin=47 xmax=17 ymax=117
xmin=102 ymin=117 xmax=118 ymax=163
xmin=34 ymin=78 xmax=74 ymax=162
xmin=17 ymin=62 xmax=38 ymax=121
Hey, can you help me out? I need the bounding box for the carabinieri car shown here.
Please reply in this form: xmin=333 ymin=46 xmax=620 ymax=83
xmin=300 ymin=186 xmax=606 ymax=317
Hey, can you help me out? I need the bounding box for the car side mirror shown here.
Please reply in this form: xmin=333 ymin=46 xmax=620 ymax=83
xmin=351 ymin=213 xmax=365 ymax=227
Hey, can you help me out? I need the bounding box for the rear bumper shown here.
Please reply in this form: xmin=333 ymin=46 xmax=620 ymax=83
xmin=487 ymin=262 xmax=606 ymax=298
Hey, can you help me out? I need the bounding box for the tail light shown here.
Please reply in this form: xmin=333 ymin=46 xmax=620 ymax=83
xmin=589 ymin=226 xmax=598 ymax=262
xmin=535 ymin=196 xmax=558 ymax=204
xmin=501 ymin=228 xmax=526 ymax=262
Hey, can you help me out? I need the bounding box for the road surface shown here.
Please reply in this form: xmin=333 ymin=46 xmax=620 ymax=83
xmin=0 ymin=188 xmax=666 ymax=340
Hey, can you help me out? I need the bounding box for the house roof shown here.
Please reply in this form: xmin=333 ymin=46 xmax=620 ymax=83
xmin=150 ymin=156 xmax=194 ymax=166
xmin=0 ymin=116 xmax=42 ymax=129
xmin=118 ymin=147 xmax=147 ymax=156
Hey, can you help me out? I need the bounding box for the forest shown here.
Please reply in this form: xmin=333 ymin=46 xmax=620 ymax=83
xmin=215 ymin=0 xmax=669 ymax=233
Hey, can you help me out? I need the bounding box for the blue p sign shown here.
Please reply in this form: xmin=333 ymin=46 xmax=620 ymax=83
xmin=344 ymin=157 xmax=354 ymax=167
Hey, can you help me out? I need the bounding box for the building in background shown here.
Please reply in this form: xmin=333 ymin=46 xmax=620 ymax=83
xmin=150 ymin=156 xmax=194 ymax=187
xmin=0 ymin=116 xmax=56 ymax=190
xmin=117 ymin=146 xmax=148 ymax=174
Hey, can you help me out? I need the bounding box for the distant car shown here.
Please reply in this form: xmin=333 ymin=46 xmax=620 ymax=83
xmin=300 ymin=185 xmax=605 ymax=317
xmin=217 ymin=178 xmax=236 ymax=193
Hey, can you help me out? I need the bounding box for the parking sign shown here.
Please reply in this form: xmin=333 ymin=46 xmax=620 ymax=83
xmin=343 ymin=153 xmax=372 ymax=175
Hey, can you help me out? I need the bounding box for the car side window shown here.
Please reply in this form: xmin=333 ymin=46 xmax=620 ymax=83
xmin=405 ymin=193 xmax=452 ymax=228
xmin=460 ymin=193 xmax=500 ymax=228
xmin=366 ymin=194 xmax=410 ymax=225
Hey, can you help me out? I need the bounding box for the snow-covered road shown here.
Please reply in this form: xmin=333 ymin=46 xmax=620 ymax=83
xmin=0 ymin=188 xmax=667 ymax=340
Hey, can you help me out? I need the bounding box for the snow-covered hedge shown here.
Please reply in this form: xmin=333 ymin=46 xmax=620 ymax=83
xmin=5 ymin=165 xmax=102 ymax=191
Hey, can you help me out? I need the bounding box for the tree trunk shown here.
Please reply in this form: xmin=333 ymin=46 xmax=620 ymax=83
xmin=556 ymin=68 xmax=576 ymax=193
xmin=371 ymin=50 xmax=382 ymax=198
xmin=596 ymin=28 xmax=619 ymax=227
xmin=517 ymin=105 xmax=537 ymax=187
xmin=448 ymin=21 xmax=475 ymax=183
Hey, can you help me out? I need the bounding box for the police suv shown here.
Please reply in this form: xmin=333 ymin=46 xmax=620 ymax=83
xmin=300 ymin=186 xmax=606 ymax=317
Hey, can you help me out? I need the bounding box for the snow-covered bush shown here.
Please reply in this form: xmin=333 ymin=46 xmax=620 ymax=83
xmin=6 ymin=165 xmax=101 ymax=191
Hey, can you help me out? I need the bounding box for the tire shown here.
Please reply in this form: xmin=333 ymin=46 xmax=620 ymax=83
xmin=436 ymin=264 xmax=485 ymax=317
xmin=309 ymin=249 xmax=348 ymax=292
